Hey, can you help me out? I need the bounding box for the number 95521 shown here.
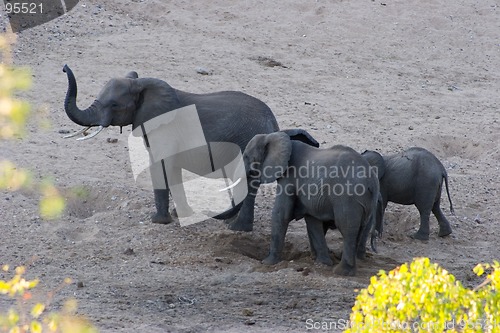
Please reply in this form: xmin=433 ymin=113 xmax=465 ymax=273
xmin=5 ymin=2 xmax=43 ymax=14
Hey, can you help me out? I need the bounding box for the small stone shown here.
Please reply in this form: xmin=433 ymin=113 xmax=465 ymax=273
xmin=196 ymin=67 xmax=212 ymax=75
xmin=242 ymin=308 xmax=254 ymax=316
xmin=106 ymin=138 xmax=118 ymax=143
xmin=124 ymin=248 xmax=135 ymax=255
xmin=77 ymin=281 xmax=84 ymax=288
xmin=408 ymin=126 xmax=414 ymax=130
xmin=244 ymin=319 xmax=256 ymax=326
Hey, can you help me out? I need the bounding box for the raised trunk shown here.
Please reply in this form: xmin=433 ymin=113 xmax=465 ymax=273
xmin=63 ymin=65 xmax=104 ymax=127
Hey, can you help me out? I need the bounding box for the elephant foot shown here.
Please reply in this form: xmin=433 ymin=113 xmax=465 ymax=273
xmin=262 ymin=254 xmax=281 ymax=265
xmin=315 ymin=254 xmax=334 ymax=266
xmin=228 ymin=216 xmax=253 ymax=232
xmin=333 ymin=262 xmax=356 ymax=276
xmin=172 ymin=206 xmax=194 ymax=218
xmin=356 ymin=249 xmax=367 ymax=260
xmin=410 ymin=230 xmax=429 ymax=241
xmin=152 ymin=212 xmax=174 ymax=225
xmin=333 ymin=249 xmax=342 ymax=260
xmin=224 ymin=214 xmax=237 ymax=225
xmin=438 ymin=226 xmax=452 ymax=237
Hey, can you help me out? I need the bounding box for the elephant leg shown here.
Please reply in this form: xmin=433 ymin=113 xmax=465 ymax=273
xmin=262 ymin=193 xmax=294 ymax=265
xmin=166 ymin=164 xmax=194 ymax=218
xmin=412 ymin=203 xmax=432 ymax=241
xmin=356 ymin=218 xmax=373 ymax=260
xmin=152 ymin=189 xmax=173 ymax=224
xmin=333 ymin=210 xmax=362 ymax=276
xmin=305 ymin=216 xmax=333 ymax=266
xmin=433 ymin=199 xmax=452 ymax=237
xmin=228 ymin=181 xmax=258 ymax=232
xmin=150 ymin=161 xmax=174 ymax=224
xmin=334 ymin=230 xmax=358 ymax=276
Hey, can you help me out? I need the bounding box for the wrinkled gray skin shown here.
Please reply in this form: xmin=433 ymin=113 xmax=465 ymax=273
xmin=362 ymin=147 xmax=454 ymax=241
xmin=63 ymin=65 xmax=280 ymax=231
xmin=322 ymin=191 xmax=384 ymax=254
xmin=219 ymin=132 xmax=379 ymax=276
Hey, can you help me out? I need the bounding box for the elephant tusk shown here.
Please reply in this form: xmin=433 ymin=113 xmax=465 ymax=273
xmin=218 ymin=178 xmax=242 ymax=192
xmin=76 ymin=126 xmax=104 ymax=141
xmin=63 ymin=126 xmax=91 ymax=138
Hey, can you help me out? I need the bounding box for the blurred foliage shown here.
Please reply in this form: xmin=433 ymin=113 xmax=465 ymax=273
xmin=0 ymin=36 xmax=30 ymax=140
xmin=346 ymin=257 xmax=500 ymax=333
xmin=0 ymin=34 xmax=93 ymax=332
xmin=39 ymin=179 xmax=65 ymax=220
xmin=0 ymin=265 xmax=97 ymax=333
xmin=0 ymin=34 xmax=64 ymax=219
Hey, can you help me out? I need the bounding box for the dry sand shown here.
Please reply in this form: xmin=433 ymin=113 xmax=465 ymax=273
xmin=1 ymin=0 xmax=499 ymax=332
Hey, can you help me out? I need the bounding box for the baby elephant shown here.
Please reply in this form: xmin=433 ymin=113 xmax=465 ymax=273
xmin=239 ymin=132 xmax=379 ymax=276
xmin=362 ymin=147 xmax=454 ymax=241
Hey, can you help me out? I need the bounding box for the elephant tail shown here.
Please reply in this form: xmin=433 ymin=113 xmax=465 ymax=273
xmin=367 ymin=186 xmax=384 ymax=254
xmin=373 ymin=192 xmax=384 ymax=234
xmin=443 ymin=172 xmax=455 ymax=215
xmin=355 ymin=192 xmax=378 ymax=254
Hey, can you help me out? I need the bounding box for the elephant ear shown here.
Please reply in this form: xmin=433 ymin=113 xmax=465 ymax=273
xmin=125 ymin=71 xmax=139 ymax=79
xmin=259 ymin=132 xmax=292 ymax=184
xmin=130 ymin=78 xmax=181 ymax=130
xmin=361 ymin=150 xmax=386 ymax=180
xmin=280 ymin=128 xmax=319 ymax=147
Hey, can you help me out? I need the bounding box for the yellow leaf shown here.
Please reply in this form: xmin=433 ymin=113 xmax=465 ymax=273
xmin=473 ymin=264 xmax=485 ymax=277
xmin=39 ymin=183 xmax=65 ymax=220
xmin=31 ymin=303 xmax=45 ymax=319
xmin=0 ymin=161 xmax=30 ymax=190
xmin=7 ymin=308 xmax=19 ymax=325
xmin=63 ymin=299 xmax=78 ymax=314
xmin=10 ymin=327 xmax=21 ymax=333
xmin=14 ymin=266 xmax=25 ymax=275
xmin=0 ymin=281 xmax=9 ymax=294
xmin=30 ymin=320 xmax=42 ymax=333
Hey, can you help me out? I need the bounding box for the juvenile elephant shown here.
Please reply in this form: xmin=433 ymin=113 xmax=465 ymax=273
xmin=362 ymin=147 xmax=454 ymax=241
xmin=62 ymin=65 xmax=281 ymax=231
xmin=218 ymin=132 xmax=380 ymax=276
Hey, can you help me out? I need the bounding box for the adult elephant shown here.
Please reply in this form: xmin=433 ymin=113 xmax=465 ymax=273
xmin=217 ymin=132 xmax=379 ymax=276
xmin=62 ymin=65 xmax=285 ymax=231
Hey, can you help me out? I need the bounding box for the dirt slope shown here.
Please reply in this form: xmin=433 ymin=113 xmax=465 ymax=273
xmin=1 ymin=0 xmax=499 ymax=332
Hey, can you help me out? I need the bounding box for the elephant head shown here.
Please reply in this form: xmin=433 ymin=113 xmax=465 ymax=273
xmin=244 ymin=131 xmax=293 ymax=184
xmin=361 ymin=150 xmax=386 ymax=181
xmin=213 ymin=131 xmax=292 ymax=220
xmin=63 ymin=65 xmax=180 ymax=139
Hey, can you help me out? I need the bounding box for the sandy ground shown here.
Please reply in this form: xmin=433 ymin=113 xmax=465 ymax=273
xmin=1 ymin=0 xmax=499 ymax=332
